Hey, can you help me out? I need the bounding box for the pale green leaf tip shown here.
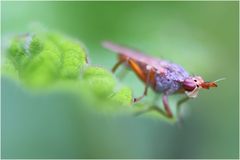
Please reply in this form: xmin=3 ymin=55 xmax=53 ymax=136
xmin=111 ymin=86 xmax=132 ymax=106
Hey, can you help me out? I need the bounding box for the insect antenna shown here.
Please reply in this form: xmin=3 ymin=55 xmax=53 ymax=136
xmin=214 ymin=77 xmax=226 ymax=83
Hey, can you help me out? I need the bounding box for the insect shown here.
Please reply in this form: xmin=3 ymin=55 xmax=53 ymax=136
xmin=103 ymin=41 xmax=222 ymax=120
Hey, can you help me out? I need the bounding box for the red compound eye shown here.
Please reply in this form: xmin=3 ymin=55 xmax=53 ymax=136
xmin=182 ymin=78 xmax=196 ymax=91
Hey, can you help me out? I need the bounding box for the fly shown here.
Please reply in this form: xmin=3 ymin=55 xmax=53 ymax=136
xmin=103 ymin=41 xmax=223 ymax=120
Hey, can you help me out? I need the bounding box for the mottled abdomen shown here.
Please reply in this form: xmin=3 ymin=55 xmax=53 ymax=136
xmin=154 ymin=63 xmax=190 ymax=94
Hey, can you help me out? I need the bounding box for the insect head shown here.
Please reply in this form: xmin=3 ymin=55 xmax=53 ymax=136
xmin=183 ymin=76 xmax=218 ymax=98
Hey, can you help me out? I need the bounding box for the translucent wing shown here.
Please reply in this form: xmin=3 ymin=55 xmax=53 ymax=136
xmin=102 ymin=41 xmax=166 ymax=69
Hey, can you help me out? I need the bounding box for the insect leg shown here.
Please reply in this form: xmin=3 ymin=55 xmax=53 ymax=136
xmin=177 ymin=97 xmax=189 ymax=111
xmin=135 ymin=93 xmax=174 ymax=119
xmin=126 ymin=58 xmax=149 ymax=103
xmin=133 ymin=71 xmax=150 ymax=103
xmin=136 ymin=96 xmax=186 ymax=121
xmin=118 ymin=67 xmax=129 ymax=80
xmin=127 ymin=58 xmax=146 ymax=81
xmin=134 ymin=104 xmax=174 ymax=121
xmin=162 ymin=94 xmax=174 ymax=118
xmin=176 ymin=97 xmax=189 ymax=123
xmin=112 ymin=58 xmax=125 ymax=73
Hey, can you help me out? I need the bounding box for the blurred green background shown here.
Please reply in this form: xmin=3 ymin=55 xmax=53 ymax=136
xmin=1 ymin=1 xmax=239 ymax=159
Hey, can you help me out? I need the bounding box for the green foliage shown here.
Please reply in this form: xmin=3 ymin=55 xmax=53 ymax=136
xmin=111 ymin=87 xmax=132 ymax=106
xmin=3 ymin=32 xmax=88 ymax=87
xmin=3 ymin=32 xmax=86 ymax=87
xmin=2 ymin=30 xmax=133 ymax=112
xmin=1 ymin=58 xmax=19 ymax=79
xmin=82 ymin=66 xmax=116 ymax=98
xmin=80 ymin=66 xmax=133 ymax=112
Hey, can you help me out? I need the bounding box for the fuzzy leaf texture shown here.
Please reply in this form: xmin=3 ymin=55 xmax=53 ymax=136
xmin=1 ymin=31 xmax=133 ymax=110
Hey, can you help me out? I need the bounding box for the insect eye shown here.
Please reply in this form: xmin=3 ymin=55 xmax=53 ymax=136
xmin=183 ymin=79 xmax=196 ymax=91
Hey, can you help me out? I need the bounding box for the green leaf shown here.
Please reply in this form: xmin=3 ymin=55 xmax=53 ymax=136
xmin=82 ymin=66 xmax=116 ymax=98
xmin=3 ymin=31 xmax=87 ymax=87
xmin=111 ymin=86 xmax=132 ymax=106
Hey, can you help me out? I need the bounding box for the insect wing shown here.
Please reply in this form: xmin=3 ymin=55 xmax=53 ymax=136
xmin=102 ymin=41 xmax=190 ymax=81
xmin=103 ymin=41 xmax=149 ymax=58
xmin=102 ymin=41 xmax=165 ymax=69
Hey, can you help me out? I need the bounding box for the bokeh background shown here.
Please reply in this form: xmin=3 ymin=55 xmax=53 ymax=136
xmin=1 ymin=1 xmax=239 ymax=159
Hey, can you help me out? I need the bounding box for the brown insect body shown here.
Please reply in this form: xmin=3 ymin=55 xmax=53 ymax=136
xmin=103 ymin=41 xmax=218 ymax=120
